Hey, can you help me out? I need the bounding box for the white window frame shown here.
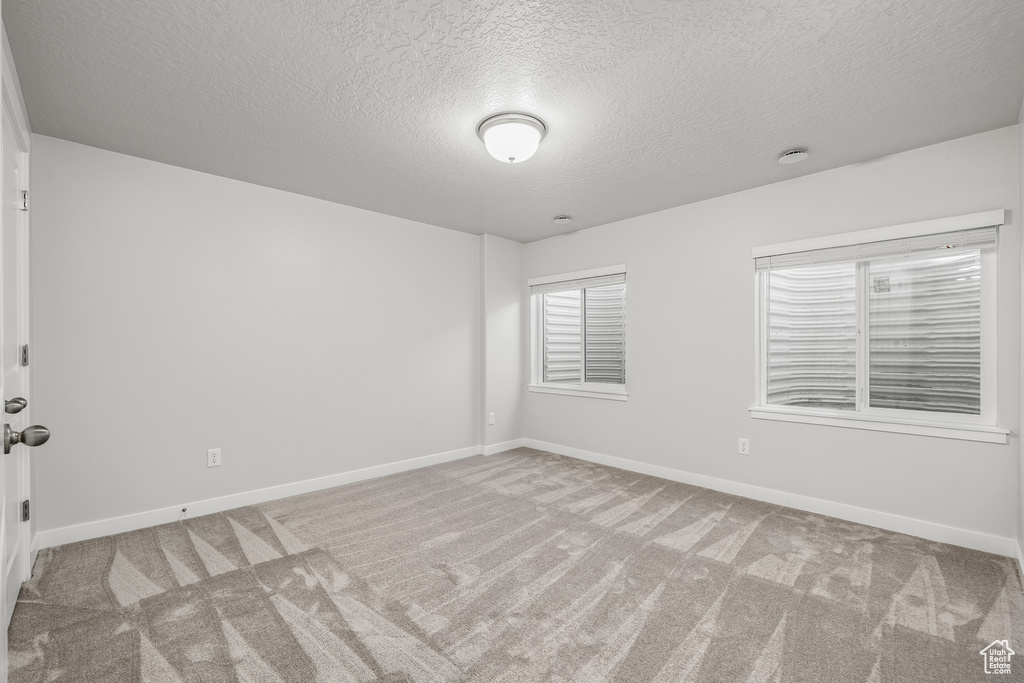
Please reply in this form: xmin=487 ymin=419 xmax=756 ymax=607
xmin=528 ymin=264 xmax=628 ymax=401
xmin=750 ymin=210 xmax=1008 ymax=444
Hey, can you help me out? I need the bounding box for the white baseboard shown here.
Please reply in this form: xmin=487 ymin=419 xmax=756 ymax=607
xmin=37 ymin=445 xmax=481 ymax=550
xmin=523 ymin=439 xmax=1016 ymax=558
xmin=483 ymin=438 xmax=525 ymax=455
xmin=1016 ymin=540 xmax=1024 ymax=580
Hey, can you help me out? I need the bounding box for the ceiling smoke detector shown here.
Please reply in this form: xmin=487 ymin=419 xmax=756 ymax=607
xmin=778 ymin=148 xmax=809 ymax=164
xmin=477 ymin=113 xmax=547 ymax=163
xmin=553 ymin=215 xmax=573 ymax=224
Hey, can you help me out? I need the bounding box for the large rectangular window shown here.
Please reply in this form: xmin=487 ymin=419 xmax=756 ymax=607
xmin=529 ymin=266 xmax=627 ymax=400
xmin=752 ymin=211 xmax=1006 ymax=443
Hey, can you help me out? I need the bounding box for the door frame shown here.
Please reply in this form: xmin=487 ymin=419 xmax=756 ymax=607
xmin=2 ymin=10 xmax=35 ymax=606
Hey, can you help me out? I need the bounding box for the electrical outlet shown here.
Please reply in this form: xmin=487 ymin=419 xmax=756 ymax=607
xmin=207 ymin=448 xmax=222 ymax=468
xmin=738 ymin=438 xmax=750 ymax=455
xmin=488 ymin=412 xmax=495 ymax=425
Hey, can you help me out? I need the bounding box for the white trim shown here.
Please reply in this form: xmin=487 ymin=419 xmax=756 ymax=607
xmin=752 ymin=209 xmax=1006 ymax=258
xmin=1016 ymin=540 xmax=1024 ymax=581
xmin=483 ymin=438 xmax=525 ymax=455
xmin=522 ymin=438 xmax=1016 ymax=557
xmin=527 ymin=264 xmax=627 ymax=287
xmin=480 ymin=236 xmax=489 ymax=448
xmin=37 ymin=445 xmax=480 ymax=549
xmin=981 ymin=245 xmax=997 ymax=423
xmin=753 ymin=271 xmax=766 ymax=406
xmin=29 ymin=533 xmax=38 ymax=570
xmin=533 ymin=289 xmax=544 ymax=385
xmin=749 ymin=406 xmax=1008 ymax=443
xmin=1 ymin=20 xmax=31 ymax=154
xmin=856 ymin=262 xmax=869 ymax=411
xmin=528 ymin=383 xmax=628 ymax=401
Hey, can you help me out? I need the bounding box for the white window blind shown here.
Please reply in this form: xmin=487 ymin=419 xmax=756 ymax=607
xmin=868 ymin=251 xmax=982 ymax=414
xmin=542 ymin=289 xmax=582 ymax=384
xmin=531 ymin=270 xmax=626 ymax=389
xmin=584 ymin=282 xmax=626 ymax=384
xmin=766 ymin=262 xmax=857 ymax=410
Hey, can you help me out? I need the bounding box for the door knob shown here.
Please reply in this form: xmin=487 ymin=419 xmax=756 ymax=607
xmin=4 ymin=397 xmax=26 ymax=414
xmin=5 ymin=424 xmax=49 ymax=455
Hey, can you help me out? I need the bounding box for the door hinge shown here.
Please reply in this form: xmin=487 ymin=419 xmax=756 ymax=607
xmin=21 ymin=500 xmax=29 ymax=522
xmin=20 ymin=344 xmax=28 ymax=367
xmin=19 ymin=190 xmax=27 ymax=212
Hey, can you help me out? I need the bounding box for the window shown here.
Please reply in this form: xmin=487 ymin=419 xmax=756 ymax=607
xmin=752 ymin=210 xmax=1007 ymax=443
xmin=529 ymin=265 xmax=627 ymax=400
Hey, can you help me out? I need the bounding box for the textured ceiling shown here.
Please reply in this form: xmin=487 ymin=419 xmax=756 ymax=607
xmin=6 ymin=1 xmax=1024 ymax=243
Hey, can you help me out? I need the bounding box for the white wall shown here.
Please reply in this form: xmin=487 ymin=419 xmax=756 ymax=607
xmin=481 ymin=235 xmax=525 ymax=450
xmin=524 ymin=126 xmax=1021 ymax=546
xmin=31 ymin=135 xmax=482 ymax=533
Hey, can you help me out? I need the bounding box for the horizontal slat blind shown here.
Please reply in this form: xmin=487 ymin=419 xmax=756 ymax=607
xmin=767 ymin=263 xmax=857 ymax=409
xmin=869 ymin=252 xmax=981 ymax=414
xmin=584 ymin=283 xmax=626 ymax=384
xmin=755 ymin=227 xmax=996 ymax=271
xmin=542 ymin=289 xmax=581 ymax=384
xmin=538 ymin=270 xmax=627 ymax=387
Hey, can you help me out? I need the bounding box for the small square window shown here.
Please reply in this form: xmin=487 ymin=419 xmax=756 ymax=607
xmin=529 ymin=267 xmax=627 ymax=400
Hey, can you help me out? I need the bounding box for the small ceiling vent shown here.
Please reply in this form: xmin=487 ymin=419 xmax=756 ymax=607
xmin=778 ymin=149 xmax=808 ymax=164
xmin=554 ymin=215 xmax=573 ymax=224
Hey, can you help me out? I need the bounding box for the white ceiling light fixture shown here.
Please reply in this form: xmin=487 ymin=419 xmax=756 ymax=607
xmin=778 ymin=148 xmax=809 ymax=164
xmin=477 ymin=113 xmax=547 ymax=164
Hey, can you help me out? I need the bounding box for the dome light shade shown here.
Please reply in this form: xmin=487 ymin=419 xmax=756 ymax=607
xmin=477 ymin=113 xmax=547 ymax=163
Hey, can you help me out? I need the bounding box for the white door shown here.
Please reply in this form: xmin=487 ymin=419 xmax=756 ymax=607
xmin=0 ymin=100 xmax=39 ymax=662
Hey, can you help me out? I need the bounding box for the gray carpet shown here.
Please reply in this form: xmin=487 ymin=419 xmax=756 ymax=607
xmin=9 ymin=447 xmax=1024 ymax=682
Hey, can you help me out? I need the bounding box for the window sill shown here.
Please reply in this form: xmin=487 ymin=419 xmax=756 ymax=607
xmin=528 ymin=384 xmax=628 ymax=401
xmin=749 ymin=406 xmax=1008 ymax=444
